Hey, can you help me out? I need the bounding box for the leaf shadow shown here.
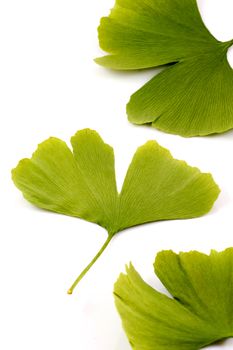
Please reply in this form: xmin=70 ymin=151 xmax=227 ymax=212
xmin=205 ymin=128 xmax=233 ymax=140
xmin=202 ymin=337 xmax=233 ymax=349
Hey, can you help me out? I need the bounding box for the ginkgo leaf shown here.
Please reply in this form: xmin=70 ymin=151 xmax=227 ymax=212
xmin=12 ymin=129 xmax=220 ymax=293
xmin=96 ymin=0 xmax=233 ymax=137
xmin=115 ymin=248 xmax=233 ymax=350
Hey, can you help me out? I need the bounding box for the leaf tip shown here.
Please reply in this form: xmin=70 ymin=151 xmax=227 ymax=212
xmin=11 ymin=158 xmax=30 ymax=185
xmin=94 ymin=57 xmax=101 ymax=66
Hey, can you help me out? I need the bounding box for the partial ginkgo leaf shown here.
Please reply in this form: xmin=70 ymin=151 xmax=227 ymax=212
xmin=96 ymin=0 xmax=233 ymax=136
xmin=118 ymin=140 xmax=219 ymax=231
xmin=12 ymin=129 xmax=220 ymax=293
xmin=12 ymin=130 xmax=118 ymax=230
xmin=127 ymin=46 xmax=233 ymax=136
xmin=115 ymin=248 xmax=233 ymax=350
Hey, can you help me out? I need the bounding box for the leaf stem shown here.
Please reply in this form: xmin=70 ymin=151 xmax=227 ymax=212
xmin=223 ymin=39 xmax=233 ymax=50
xmin=67 ymin=234 xmax=113 ymax=294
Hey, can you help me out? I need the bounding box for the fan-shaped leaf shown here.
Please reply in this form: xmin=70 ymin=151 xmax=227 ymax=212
xmin=12 ymin=129 xmax=220 ymax=293
xmin=96 ymin=0 xmax=233 ymax=136
xmin=115 ymin=248 xmax=233 ymax=349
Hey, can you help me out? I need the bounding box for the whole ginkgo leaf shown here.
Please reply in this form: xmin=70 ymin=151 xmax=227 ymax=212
xmin=115 ymin=248 xmax=233 ymax=349
xmin=96 ymin=0 xmax=233 ymax=137
xmin=12 ymin=129 xmax=220 ymax=293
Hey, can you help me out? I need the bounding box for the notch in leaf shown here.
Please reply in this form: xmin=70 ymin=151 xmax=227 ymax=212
xmin=12 ymin=129 xmax=220 ymax=294
xmin=96 ymin=0 xmax=233 ymax=137
xmin=115 ymin=248 xmax=233 ymax=349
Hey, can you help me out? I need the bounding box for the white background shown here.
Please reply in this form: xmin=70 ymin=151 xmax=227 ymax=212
xmin=0 ymin=0 xmax=233 ymax=349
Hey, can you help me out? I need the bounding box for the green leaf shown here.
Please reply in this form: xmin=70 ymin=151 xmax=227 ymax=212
xmin=96 ymin=0 xmax=233 ymax=137
xmin=115 ymin=248 xmax=233 ymax=349
xmin=12 ymin=129 xmax=220 ymax=293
